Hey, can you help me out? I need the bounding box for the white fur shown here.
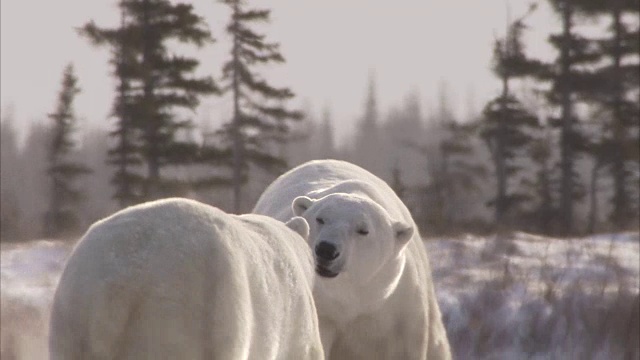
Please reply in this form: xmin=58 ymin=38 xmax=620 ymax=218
xmin=49 ymin=198 xmax=324 ymax=360
xmin=253 ymin=160 xmax=452 ymax=359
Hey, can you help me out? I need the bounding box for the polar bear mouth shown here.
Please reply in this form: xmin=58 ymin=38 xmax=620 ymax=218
xmin=315 ymin=265 xmax=339 ymax=278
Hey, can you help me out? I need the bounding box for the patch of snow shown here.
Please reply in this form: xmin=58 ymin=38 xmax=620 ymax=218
xmin=427 ymin=232 xmax=639 ymax=359
xmin=1 ymin=233 xmax=639 ymax=359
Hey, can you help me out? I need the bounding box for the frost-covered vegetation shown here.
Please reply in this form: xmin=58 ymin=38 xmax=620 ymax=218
xmin=1 ymin=241 xmax=68 ymax=359
xmin=431 ymin=232 xmax=640 ymax=359
xmin=2 ymin=233 xmax=638 ymax=359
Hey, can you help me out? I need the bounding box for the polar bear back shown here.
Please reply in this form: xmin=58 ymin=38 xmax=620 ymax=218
xmin=254 ymin=159 xmax=412 ymax=224
xmin=49 ymin=198 xmax=323 ymax=360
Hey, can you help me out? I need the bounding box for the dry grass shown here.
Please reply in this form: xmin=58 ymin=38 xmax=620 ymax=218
xmin=1 ymin=234 xmax=638 ymax=359
xmin=430 ymin=232 xmax=640 ymax=359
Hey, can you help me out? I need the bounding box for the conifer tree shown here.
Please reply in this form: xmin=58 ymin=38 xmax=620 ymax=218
xmin=18 ymin=122 xmax=52 ymax=239
xmin=387 ymin=90 xmax=426 ymax=186
xmin=80 ymin=0 xmax=218 ymax=202
xmin=353 ymin=72 xmax=383 ymax=175
xmin=576 ymin=0 xmax=640 ymax=229
xmin=585 ymin=122 xmax=605 ymax=234
xmin=538 ymin=0 xmax=606 ymax=234
xmin=317 ymin=106 xmax=336 ymax=159
xmin=440 ymin=120 xmax=486 ymax=227
xmin=407 ymin=93 xmax=484 ymax=232
xmin=480 ymin=5 xmax=541 ymax=228
xmin=603 ymin=1 xmax=639 ymax=228
xmin=44 ymin=64 xmax=92 ymax=237
xmin=111 ymin=4 xmax=140 ymax=207
xmin=217 ymin=0 xmax=301 ymax=213
xmin=521 ymin=124 xmax=559 ymax=234
xmin=282 ymin=103 xmax=315 ymax=166
xmin=390 ymin=161 xmax=406 ymax=200
xmin=1 ymin=109 xmax=22 ymax=241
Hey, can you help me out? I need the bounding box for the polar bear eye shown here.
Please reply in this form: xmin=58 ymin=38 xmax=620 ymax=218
xmin=316 ymin=217 xmax=325 ymax=225
xmin=356 ymin=229 xmax=369 ymax=236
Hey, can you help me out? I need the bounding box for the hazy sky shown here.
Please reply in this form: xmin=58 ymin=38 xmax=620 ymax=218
xmin=1 ymin=0 xmax=556 ymax=143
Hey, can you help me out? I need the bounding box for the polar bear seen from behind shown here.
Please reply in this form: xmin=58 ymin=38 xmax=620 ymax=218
xmin=253 ymin=160 xmax=451 ymax=359
xmin=49 ymin=198 xmax=324 ymax=360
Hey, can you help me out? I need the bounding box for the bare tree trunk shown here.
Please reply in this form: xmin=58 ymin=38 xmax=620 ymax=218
xmin=495 ymin=77 xmax=509 ymax=228
xmin=141 ymin=0 xmax=159 ymax=200
xmin=587 ymin=161 xmax=600 ymax=234
xmin=559 ymin=1 xmax=574 ymax=235
xmin=440 ymin=146 xmax=452 ymax=228
xmin=231 ymin=1 xmax=242 ymax=214
xmin=47 ymin=170 xmax=62 ymax=237
xmin=610 ymin=4 xmax=628 ymax=229
xmin=116 ymin=1 xmax=132 ymax=208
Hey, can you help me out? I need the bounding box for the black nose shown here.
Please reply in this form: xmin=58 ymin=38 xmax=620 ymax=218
xmin=315 ymin=241 xmax=339 ymax=261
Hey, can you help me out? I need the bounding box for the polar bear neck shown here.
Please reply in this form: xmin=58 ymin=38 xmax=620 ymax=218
xmin=314 ymin=249 xmax=407 ymax=323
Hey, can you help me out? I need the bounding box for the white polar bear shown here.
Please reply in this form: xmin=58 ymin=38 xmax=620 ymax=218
xmin=253 ymin=160 xmax=451 ymax=359
xmin=49 ymin=197 xmax=324 ymax=360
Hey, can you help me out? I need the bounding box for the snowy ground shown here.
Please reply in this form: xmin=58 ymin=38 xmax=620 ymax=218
xmin=1 ymin=240 xmax=71 ymax=359
xmin=2 ymin=233 xmax=639 ymax=359
xmin=428 ymin=232 xmax=640 ymax=359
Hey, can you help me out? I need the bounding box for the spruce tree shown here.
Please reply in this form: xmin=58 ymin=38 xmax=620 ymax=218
xmin=19 ymin=122 xmax=52 ymax=239
xmin=282 ymin=103 xmax=314 ymax=166
xmin=81 ymin=2 xmax=141 ymax=206
xmin=80 ymin=0 xmax=218 ymax=202
xmin=576 ymin=0 xmax=640 ymax=229
xmin=111 ymin=4 xmax=141 ymax=207
xmin=538 ymin=0 xmax=607 ymax=234
xmin=44 ymin=64 xmax=92 ymax=237
xmin=317 ymin=106 xmax=336 ymax=159
xmin=440 ymin=120 xmax=486 ymax=228
xmin=387 ymin=91 xmax=427 ymax=187
xmin=480 ymin=6 xmax=541 ymax=229
xmin=353 ymin=72 xmax=383 ymax=175
xmin=521 ymin=124 xmax=559 ymax=234
xmin=603 ymin=1 xmax=639 ymax=228
xmin=554 ymin=0 xmax=577 ymax=235
xmin=218 ymin=0 xmax=301 ymax=213
xmin=1 ymin=110 xmax=22 ymax=241
xmin=407 ymin=94 xmax=484 ymax=233
xmin=390 ymin=161 xmax=406 ymax=200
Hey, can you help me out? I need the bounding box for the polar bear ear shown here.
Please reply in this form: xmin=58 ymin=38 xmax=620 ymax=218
xmin=392 ymin=221 xmax=413 ymax=246
xmin=286 ymin=216 xmax=310 ymax=240
xmin=292 ymin=196 xmax=314 ymax=216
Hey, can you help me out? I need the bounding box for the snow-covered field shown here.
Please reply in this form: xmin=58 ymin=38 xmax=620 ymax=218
xmin=1 ymin=240 xmax=70 ymax=359
xmin=2 ymin=233 xmax=639 ymax=359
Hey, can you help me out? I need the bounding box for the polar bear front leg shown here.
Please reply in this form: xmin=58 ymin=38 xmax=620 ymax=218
xmin=318 ymin=318 xmax=339 ymax=357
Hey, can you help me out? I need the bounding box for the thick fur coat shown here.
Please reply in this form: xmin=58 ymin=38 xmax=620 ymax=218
xmin=253 ymin=160 xmax=451 ymax=359
xmin=49 ymin=198 xmax=324 ymax=360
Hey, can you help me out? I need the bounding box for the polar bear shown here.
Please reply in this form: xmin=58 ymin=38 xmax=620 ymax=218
xmin=49 ymin=198 xmax=324 ymax=360
xmin=253 ymin=160 xmax=451 ymax=359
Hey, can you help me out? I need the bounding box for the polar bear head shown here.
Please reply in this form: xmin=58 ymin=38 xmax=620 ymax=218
xmin=292 ymin=193 xmax=413 ymax=280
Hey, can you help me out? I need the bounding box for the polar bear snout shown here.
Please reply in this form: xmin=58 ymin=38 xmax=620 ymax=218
xmin=314 ymin=241 xmax=342 ymax=278
xmin=315 ymin=241 xmax=340 ymax=261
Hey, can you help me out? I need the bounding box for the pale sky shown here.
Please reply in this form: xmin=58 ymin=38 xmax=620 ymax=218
xmin=1 ymin=0 xmax=556 ymax=144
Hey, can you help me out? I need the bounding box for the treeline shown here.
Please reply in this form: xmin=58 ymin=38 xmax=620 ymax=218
xmin=1 ymin=0 xmax=638 ymax=241
xmin=3 ymin=0 xmax=301 ymax=241
xmin=344 ymin=1 xmax=639 ymax=236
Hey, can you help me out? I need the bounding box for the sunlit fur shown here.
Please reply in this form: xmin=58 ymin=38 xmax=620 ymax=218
xmin=253 ymin=159 xmax=452 ymax=359
xmin=49 ymin=198 xmax=323 ymax=360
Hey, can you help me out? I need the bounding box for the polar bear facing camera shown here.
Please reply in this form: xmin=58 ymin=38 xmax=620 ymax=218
xmin=253 ymin=160 xmax=451 ymax=359
xmin=49 ymin=198 xmax=323 ymax=360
